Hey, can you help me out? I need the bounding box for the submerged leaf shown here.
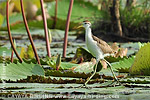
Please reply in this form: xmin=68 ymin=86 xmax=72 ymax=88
xmin=129 ymin=43 xmax=150 ymax=75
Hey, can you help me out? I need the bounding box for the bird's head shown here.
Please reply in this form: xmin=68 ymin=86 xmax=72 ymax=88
xmin=77 ymin=20 xmax=91 ymax=29
xmin=82 ymin=20 xmax=91 ymax=28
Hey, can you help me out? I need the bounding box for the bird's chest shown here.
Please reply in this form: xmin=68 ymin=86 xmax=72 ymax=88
xmin=86 ymin=36 xmax=103 ymax=57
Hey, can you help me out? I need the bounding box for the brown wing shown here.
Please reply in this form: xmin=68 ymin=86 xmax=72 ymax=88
xmin=92 ymin=35 xmax=114 ymax=54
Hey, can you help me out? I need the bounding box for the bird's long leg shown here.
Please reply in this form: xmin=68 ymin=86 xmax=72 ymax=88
xmin=103 ymin=59 xmax=120 ymax=84
xmin=84 ymin=59 xmax=99 ymax=87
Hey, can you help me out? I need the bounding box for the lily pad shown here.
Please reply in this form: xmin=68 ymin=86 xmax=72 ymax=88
xmin=0 ymin=47 xmax=11 ymax=57
xmin=45 ymin=70 xmax=99 ymax=79
xmin=129 ymin=43 xmax=150 ymax=76
xmin=0 ymin=62 xmax=44 ymax=81
xmin=111 ymin=56 xmax=135 ymax=73
xmin=47 ymin=0 xmax=107 ymax=22
xmin=74 ymin=47 xmax=94 ymax=62
xmin=2 ymin=13 xmax=23 ymax=28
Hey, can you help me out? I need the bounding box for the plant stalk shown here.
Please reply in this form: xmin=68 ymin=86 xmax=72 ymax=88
xmin=11 ymin=50 xmax=14 ymax=63
xmin=40 ymin=0 xmax=51 ymax=57
xmin=20 ymin=0 xmax=41 ymax=65
xmin=63 ymin=0 xmax=74 ymax=58
xmin=52 ymin=0 xmax=58 ymax=29
xmin=6 ymin=1 xmax=23 ymax=63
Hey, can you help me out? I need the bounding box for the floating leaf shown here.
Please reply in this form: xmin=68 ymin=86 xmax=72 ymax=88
xmin=0 ymin=47 xmax=11 ymax=57
xmin=74 ymin=47 xmax=128 ymax=63
xmin=45 ymin=70 xmax=99 ymax=79
xmin=129 ymin=43 xmax=150 ymax=75
xmin=138 ymin=42 xmax=147 ymax=49
xmin=2 ymin=13 xmax=23 ymax=28
xmin=74 ymin=47 xmax=94 ymax=62
xmin=72 ymin=59 xmax=96 ymax=73
xmin=71 ymin=58 xmax=103 ymax=73
xmin=121 ymin=42 xmax=140 ymax=50
xmin=105 ymin=56 xmax=128 ymax=63
xmin=120 ymin=77 xmax=150 ymax=84
xmin=111 ymin=56 xmax=135 ymax=73
xmin=48 ymin=0 xmax=106 ymax=22
xmin=0 ymin=62 xmax=44 ymax=81
xmin=47 ymin=57 xmax=78 ymax=70
xmin=60 ymin=62 xmax=78 ymax=70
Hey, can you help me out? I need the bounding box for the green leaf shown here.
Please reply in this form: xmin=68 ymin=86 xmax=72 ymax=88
xmin=74 ymin=47 xmax=94 ymax=62
xmin=45 ymin=70 xmax=99 ymax=79
xmin=0 ymin=62 xmax=44 ymax=81
xmin=0 ymin=13 xmax=4 ymax=27
xmin=0 ymin=17 xmax=78 ymax=31
xmin=73 ymin=61 xmax=95 ymax=73
xmin=20 ymin=45 xmax=34 ymax=59
xmin=129 ymin=43 xmax=150 ymax=76
xmin=61 ymin=62 xmax=78 ymax=70
xmin=0 ymin=47 xmax=11 ymax=57
xmin=27 ymin=45 xmax=34 ymax=59
xmin=2 ymin=13 xmax=23 ymax=27
xmin=74 ymin=60 xmax=102 ymax=73
xmin=56 ymin=54 xmax=61 ymax=70
xmin=48 ymin=29 xmax=52 ymax=44
xmin=47 ymin=57 xmax=78 ymax=70
xmin=111 ymin=56 xmax=135 ymax=73
xmin=48 ymin=0 xmax=107 ymax=22
xmin=120 ymin=77 xmax=150 ymax=84
xmin=105 ymin=56 xmax=128 ymax=63
xmin=20 ymin=47 xmax=26 ymax=58
xmin=74 ymin=47 xmax=128 ymax=63
xmin=138 ymin=42 xmax=147 ymax=49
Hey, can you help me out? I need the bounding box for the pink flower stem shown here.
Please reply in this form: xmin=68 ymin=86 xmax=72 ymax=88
xmin=63 ymin=0 xmax=74 ymax=58
xmin=20 ymin=0 xmax=41 ymax=65
xmin=6 ymin=1 xmax=23 ymax=63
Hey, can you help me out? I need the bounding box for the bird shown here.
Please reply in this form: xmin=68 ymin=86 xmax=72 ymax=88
xmin=78 ymin=20 xmax=119 ymax=86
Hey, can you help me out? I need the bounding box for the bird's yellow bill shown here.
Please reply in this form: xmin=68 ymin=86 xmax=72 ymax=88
xmin=77 ymin=25 xmax=83 ymax=28
xmin=73 ymin=24 xmax=83 ymax=29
